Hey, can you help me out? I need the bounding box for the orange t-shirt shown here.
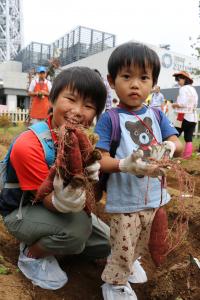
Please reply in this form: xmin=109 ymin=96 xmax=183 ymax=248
xmin=30 ymin=80 xmax=50 ymax=119
xmin=10 ymin=118 xmax=57 ymax=190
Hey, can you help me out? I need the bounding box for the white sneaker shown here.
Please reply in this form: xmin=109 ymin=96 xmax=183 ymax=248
xmin=128 ymin=259 xmax=147 ymax=284
xmin=102 ymin=282 xmax=138 ymax=300
xmin=18 ymin=243 xmax=68 ymax=290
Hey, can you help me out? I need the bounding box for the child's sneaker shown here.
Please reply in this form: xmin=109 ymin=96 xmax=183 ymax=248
xmin=128 ymin=259 xmax=147 ymax=283
xmin=102 ymin=282 xmax=138 ymax=300
xmin=18 ymin=242 xmax=68 ymax=290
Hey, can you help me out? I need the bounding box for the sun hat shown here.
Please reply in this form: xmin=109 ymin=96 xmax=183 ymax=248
xmin=172 ymin=70 xmax=193 ymax=84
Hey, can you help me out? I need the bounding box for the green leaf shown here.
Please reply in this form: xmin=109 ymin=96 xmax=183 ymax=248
xmin=0 ymin=264 xmax=10 ymax=275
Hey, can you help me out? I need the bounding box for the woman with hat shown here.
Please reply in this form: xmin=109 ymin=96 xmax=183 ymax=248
xmin=172 ymin=70 xmax=198 ymax=158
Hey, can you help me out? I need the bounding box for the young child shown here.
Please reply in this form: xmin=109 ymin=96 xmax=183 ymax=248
xmin=95 ymin=42 xmax=183 ymax=300
xmin=0 ymin=67 xmax=110 ymax=290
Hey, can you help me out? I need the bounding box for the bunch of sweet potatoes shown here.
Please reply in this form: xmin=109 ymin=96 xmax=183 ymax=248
xmin=35 ymin=123 xmax=101 ymax=213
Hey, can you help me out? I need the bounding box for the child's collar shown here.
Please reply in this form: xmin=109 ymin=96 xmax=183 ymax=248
xmin=118 ymin=102 xmax=146 ymax=112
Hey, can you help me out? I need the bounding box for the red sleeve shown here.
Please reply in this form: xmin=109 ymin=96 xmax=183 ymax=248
xmin=10 ymin=130 xmax=49 ymax=190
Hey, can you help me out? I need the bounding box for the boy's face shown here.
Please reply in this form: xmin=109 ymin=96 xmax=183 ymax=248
xmin=51 ymin=87 xmax=97 ymax=129
xmin=108 ymin=65 xmax=153 ymax=110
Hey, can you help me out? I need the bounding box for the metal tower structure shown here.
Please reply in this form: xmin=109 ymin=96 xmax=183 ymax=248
xmin=0 ymin=0 xmax=23 ymax=62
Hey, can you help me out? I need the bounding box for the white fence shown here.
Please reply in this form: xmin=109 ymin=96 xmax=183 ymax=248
xmin=0 ymin=109 xmax=29 ymax=123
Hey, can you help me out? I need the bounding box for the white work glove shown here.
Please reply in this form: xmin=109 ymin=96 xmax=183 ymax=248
xmin=85 ymin=161 xmax=100 ymax=182
xmin=119 ymin=150 xmax=163 ymax=178
xmin=52 ymin=174 xmax=86 ymax=213
xmin=149 ymin=141 xmax=176 ymax=160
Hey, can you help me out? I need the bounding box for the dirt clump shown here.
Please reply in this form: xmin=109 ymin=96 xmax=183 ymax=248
xmin=0 ymin=157 xmax=200 ymax=300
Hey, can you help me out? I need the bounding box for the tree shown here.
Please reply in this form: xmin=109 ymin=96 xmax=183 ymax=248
xmin=189 ymin=35 xmax=200 ymax=75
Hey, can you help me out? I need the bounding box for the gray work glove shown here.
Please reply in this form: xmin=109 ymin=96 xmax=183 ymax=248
xmin=119 ymin=150 xmax=164 ymax=178
xmin=52 ymin=174 xmax=86 ymax=213
xmin=85 ymin=161 xmax=100 ymax=182
xmin=149 ymin=141 xmax=176 ymax=160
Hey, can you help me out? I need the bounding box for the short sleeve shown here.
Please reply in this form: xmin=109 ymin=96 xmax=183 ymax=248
xmin=95 ymin=112 xmax=112 ymax=152
xmin=10 ymin=131 xmax=49 ymax=190
xmin=28 ymin=79 xmax=36 ymax=92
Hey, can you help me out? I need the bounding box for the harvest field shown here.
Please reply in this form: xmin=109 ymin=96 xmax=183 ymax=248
xmin=0 ymin=127 xmax=200 ymax=300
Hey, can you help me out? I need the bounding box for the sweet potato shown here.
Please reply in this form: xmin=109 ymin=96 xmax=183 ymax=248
xmin=74 ymin=127 xmax=101 ymax=167
xmin=63 ymin=129 xmax=85 ymax=185
xmin=148 ymin=207 xmax=169 ymax=266
xmin=35 ymin=165 xmax=56 ymax=201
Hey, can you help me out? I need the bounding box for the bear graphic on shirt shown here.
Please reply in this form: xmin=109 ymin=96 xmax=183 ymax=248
xmin=125 ymin=117 xmax=154 ymax=158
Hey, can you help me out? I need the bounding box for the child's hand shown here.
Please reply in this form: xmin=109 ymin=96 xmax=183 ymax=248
xmin=149 ymin=141 xmax=176 ymax=160
xmin=52 ymin=174 xmax=86 ymax=213
xmin=119 ymin=150 xmax=164 ymax=178
xmin=85 ymin=161 xmax=100 ymax=182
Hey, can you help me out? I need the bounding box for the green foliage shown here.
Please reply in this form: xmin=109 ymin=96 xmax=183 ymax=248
xmin=0 ymin=265 xmax=10 ymax=275
xmin=189 ymin=36 xmax=200 ymax=76
xmin=0 ymin=124 xmax=26 ymax=136
xmin=0 ymin=256 xmax=10 ymax=275
xmin=179 ymin=136 xmax=200 ymax=149
xmin=0 ymin=115 xmax=11 ymax=128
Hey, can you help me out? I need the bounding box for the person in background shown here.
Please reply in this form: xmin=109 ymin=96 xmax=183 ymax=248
xmin=172 ymin=70 xmax=198 ymax=159
xmin=0 ymin=67 xmax=110 ymax=290
xmin=163 ymin=99 xmax=176 ymax=123
xmin=112 ymin=98 xmax=119 ymax=107
xmin=145 ymin=92 xmax=153 ymax=106
xmin=150 ymin=85 xmax=165 ymax=111
xmin=28 ymin=66 xmax=52 ymax=124
xmin=94 ymin=69 xmax=113 ymax=111
xmin=95 ymin=42 xmax=183 ymax=300
xmin=163 ymin=99 xmax=169 ymax=115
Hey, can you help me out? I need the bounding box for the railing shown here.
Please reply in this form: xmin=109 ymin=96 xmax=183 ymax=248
xmin=0 ymin=109 xmax=29 ymax=123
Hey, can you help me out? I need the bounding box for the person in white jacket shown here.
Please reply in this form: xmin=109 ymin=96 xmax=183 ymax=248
xmin=172 ymin=71 xmax=198 ymax=158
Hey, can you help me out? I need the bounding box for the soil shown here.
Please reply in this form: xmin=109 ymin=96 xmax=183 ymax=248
xmin=0 ymin=157 xmax=200 ymax=300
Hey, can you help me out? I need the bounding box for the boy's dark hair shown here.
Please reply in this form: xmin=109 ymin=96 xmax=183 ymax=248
xmin=50 ymin=67 xmax=107 ymax=117
xmin=93 ymin=69 xmax=102 ymax=78
xmin=108 ymin=42 xmax=160 ymax=86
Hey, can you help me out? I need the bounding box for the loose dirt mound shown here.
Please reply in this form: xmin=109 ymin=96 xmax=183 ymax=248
xmin=0 ymin=157 xmax=200 ymax=300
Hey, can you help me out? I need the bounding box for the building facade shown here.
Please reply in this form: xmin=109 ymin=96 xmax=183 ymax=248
xmin=1 ymin=40 xmax=200 ymax=110
xmin=63 ymin=40 xmax=200 ymax=106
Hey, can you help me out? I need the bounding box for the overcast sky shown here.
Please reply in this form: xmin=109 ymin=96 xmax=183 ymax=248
xmin=22 ymin=0 xmax=200 ymax=57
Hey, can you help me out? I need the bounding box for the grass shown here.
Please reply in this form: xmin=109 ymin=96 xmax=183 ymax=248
xmin=0 ymin=256 xmax=10 ymax=275
xmin=179 ymin=136 xmax=200 ymax=150
xmin=0 ymin=124 xmax=27 ymax=160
